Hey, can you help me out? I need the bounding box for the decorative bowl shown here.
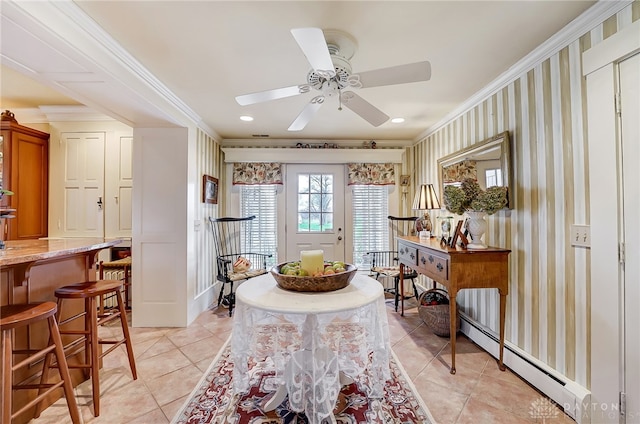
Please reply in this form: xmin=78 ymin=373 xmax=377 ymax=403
xmin=270 ymin=262 xmax=358 ymax=292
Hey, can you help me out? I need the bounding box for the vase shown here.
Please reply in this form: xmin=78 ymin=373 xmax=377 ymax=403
xmin=465 ymin=211 xmax=488 ymax=249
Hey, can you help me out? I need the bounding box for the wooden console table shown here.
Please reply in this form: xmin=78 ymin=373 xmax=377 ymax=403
xmin=397 ymin=236 xmax=510 ymax=374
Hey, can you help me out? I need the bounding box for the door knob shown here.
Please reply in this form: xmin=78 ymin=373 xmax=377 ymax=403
xmin=97 ymin=197 xmax=103 ymax=210
xmin=337 ymin=236 xmax=342 ymax=241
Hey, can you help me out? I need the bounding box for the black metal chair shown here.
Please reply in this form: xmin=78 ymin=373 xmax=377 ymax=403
xmin=209 ymin=216 xmax=272 ymax=316
xmin=366 ymin=215 xmax=420 ymax=311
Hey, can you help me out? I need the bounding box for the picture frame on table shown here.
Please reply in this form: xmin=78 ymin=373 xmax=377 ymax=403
xmin=449 ymin=220 xmax=464 ymax=248
xmin=203 ymin=174 xmax=218 ymax=204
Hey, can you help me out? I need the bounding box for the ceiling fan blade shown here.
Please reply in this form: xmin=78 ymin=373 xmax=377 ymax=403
xmin=288 ymin=97 xmax=324 ymax=131
xmin=357 ymin=61 xmax=431 ymax=88
xmin=236 ymin=85 xmax=308 ymax=106
xmin=291 ymin=28 xmax=335 ymax=77
xmin=341 ymin=92 xmax=389 ymax=127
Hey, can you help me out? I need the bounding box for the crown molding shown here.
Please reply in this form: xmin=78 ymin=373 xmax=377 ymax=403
xmin=417 ymin=0 xmax=634 ymax=141
xmin=39 ymin=105 xmax=116 ymax=122
xmin=4 ymin=108 xmax=48 ymax=124
xmin=8 ymin=106 xmax=123 ymax=124
xmin=49 ymin=1 xmax=203 ymax=126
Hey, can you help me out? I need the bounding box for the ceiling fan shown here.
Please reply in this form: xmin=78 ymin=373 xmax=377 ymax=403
xmin=235 ymin=28 xmax=431 ymax=131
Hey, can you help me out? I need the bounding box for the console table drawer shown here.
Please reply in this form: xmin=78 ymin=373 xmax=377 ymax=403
xmin=418 ymin=250 xmax=449 ymax=281
xmin=398 ymin=243 xmax=418 ymax=266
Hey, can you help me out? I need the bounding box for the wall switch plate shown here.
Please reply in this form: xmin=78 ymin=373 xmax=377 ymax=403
xmin=570 ymin=224 xmax=590 ymax=247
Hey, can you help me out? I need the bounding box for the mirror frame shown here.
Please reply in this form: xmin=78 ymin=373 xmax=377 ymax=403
xmin=437 ymin=131 xmax=513 ymax=209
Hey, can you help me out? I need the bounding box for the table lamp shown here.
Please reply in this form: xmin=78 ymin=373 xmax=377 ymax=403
xmin=412 ymin=183 xmax=441 ymax=237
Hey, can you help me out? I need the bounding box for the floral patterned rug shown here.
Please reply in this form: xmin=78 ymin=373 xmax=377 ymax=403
xmin=172 ymin=336 xmax=434 ymax=424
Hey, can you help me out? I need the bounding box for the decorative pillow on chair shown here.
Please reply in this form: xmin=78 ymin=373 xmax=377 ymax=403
xmin=233 ymin=256 xmax=252 ymax=272
xmin=372 ymin=266 xmax=400 ymax=277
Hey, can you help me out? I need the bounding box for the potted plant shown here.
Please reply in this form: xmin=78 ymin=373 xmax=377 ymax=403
xmin=0 ymin=188 xmax=14 ymax=199
xmin=443 ymin=179 xmax=507 ymax=249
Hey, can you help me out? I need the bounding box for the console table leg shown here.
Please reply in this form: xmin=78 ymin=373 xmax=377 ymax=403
xmin=449 ymin=289 xmax=457 ymax=374
xmin=399 ymin=265 xmax=405 ymax=316
xmin=498 ymin=292 xmax=507 ymax=371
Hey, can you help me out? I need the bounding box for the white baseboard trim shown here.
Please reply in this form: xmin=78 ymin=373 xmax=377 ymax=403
xmin=459 ymin=312 xmax=591 ymax=423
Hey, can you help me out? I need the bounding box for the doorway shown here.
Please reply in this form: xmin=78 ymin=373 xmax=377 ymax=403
xmin=285 ymin=164 xmax=345 ymax=262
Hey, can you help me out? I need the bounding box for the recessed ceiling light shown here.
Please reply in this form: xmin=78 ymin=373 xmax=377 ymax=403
xmin=391 ymin=117 xmax=405 ymax=124
xmin=240 ymin=115 xmax=254 ymax=122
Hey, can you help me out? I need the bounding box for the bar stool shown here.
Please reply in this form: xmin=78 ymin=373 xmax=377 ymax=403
xmin=1 ymin=302 xmax=81 ymax=424
xmin=42 ymin=280 xmax=137 ymax=417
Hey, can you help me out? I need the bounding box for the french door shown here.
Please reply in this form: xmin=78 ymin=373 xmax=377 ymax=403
xmin=285 ymin=164 xmax=345 ymax=263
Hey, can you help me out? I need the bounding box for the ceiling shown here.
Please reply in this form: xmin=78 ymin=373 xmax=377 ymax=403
xmin=1 ymin=1 xmax=596 ymax=142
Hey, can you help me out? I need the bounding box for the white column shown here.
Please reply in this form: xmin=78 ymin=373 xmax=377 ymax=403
xmin=132 ymin=126 xmax=194 ymax=327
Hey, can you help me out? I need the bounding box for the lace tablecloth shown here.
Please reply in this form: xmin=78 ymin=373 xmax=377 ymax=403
xmin=231 ymin=273 xmax=391 ymax=423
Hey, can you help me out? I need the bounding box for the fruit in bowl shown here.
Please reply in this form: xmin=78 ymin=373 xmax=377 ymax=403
xmin=277 ymin=260 xmax=347 ymax=277
xmin=271 ymin=261 xmax=357 ymax=292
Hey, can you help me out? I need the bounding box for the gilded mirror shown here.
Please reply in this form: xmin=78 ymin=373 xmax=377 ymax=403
xmin=437 ymin=131 xmax=513 ymax=209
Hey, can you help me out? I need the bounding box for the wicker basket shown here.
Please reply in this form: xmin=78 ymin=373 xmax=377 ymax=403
xmin=418 ymin=288 xmax=461 ymax=337
xmin=271 ymin=263 xmax=357 ymax=292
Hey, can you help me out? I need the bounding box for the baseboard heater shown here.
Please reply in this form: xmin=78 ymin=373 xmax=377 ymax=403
xmin=459 ymin=312 xmax=591 ymax=423
xmin=96 ymin=269 xmax=127 ymax=309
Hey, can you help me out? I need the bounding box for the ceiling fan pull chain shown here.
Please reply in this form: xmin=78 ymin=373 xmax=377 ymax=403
xmin=338 ymin=89 xmax=343 ymax=111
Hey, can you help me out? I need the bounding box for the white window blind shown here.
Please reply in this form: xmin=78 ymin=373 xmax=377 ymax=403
xmin=352 ymin=185 xmax=389 ymax=267
xmin=240 ymin=185 xmax=278 ymax=268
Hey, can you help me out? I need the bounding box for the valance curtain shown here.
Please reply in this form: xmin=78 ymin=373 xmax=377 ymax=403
xmin=233 ymin=162 xmax=283 ymax=185
xmin=442 ymin=160 xmax=477 ymax=183
xmin=347 ymin=163 xmax=395 ymax=186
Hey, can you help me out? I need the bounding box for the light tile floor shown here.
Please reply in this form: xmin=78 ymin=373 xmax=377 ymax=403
xmin=31 ymin=297 xmax=574 ymax=424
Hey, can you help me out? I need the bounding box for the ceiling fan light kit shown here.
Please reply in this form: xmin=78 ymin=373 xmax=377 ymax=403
xmin=235 ymin=27 xmax=431 ymax=132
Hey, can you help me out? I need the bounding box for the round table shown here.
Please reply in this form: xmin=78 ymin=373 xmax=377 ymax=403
xmin=231 ymin=273 xmax=390 ymax=423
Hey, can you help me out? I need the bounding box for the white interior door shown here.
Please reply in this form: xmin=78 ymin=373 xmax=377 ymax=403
xmin=286 ymin=164 xmax=345 ymax=263
xmin=620 ymin=52 xmax=640 ymax=421
xmin=104 ymin=133 xmax=133 ymax=238
xmin=61 ymin=132 xmax=105 ymax=236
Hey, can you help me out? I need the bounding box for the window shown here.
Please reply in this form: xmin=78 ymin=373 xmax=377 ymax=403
xmin=240 ymin=185 xmax=277 ymax=268
xmin=352 ymin=185 xmax=389 ymax=267
xmin=485 ymin=168 xmax=503 ymax=188
xmin=297 ymin=173 xmax=334 ymax=232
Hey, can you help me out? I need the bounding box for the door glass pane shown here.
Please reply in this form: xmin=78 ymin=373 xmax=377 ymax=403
xmin=322 ymin=194 xmax=333 ymax=212
xmin=309 ymin=193 xmax=322 ymax=212
xmin=298 ymin=174 xmax=309 ymax=193
xmin=297 ymin=172 xmax=334 ymax=233
xmin=298 ymin=212 xmax=310 ymax=231
xmin=298 ymin=194 xmax=309 ymax=212
xmin=323 ymin=175 xmax=333 ymax=193
xmin=310 ymin=174 xmax=322 ymax=193
xmin=309 ymin=213 xmax=321 ymax=231
xmin=323 ymin=213 xmax=334 ymax=231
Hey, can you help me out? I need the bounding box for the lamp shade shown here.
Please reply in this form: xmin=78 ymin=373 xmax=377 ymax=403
xmin=412 ymin=184 xmax=441 ymax=211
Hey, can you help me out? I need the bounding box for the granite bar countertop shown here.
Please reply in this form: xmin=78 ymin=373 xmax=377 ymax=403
xmin=0 ymin=238 xmax=121 ymax=266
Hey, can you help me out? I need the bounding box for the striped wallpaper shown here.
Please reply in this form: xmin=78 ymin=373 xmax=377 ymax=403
xmin=411 ymin=1 xmax=639 ymax=389
xmin=195 ymin=128 xmax=222 ymax=297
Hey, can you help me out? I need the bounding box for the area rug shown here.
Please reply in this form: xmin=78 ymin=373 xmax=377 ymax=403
xmin=172 ymin=335 xmax=435 ymax=424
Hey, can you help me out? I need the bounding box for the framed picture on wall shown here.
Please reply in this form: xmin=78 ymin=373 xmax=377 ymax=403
xmin=203 ymin=175 xmax=218 ymax=204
